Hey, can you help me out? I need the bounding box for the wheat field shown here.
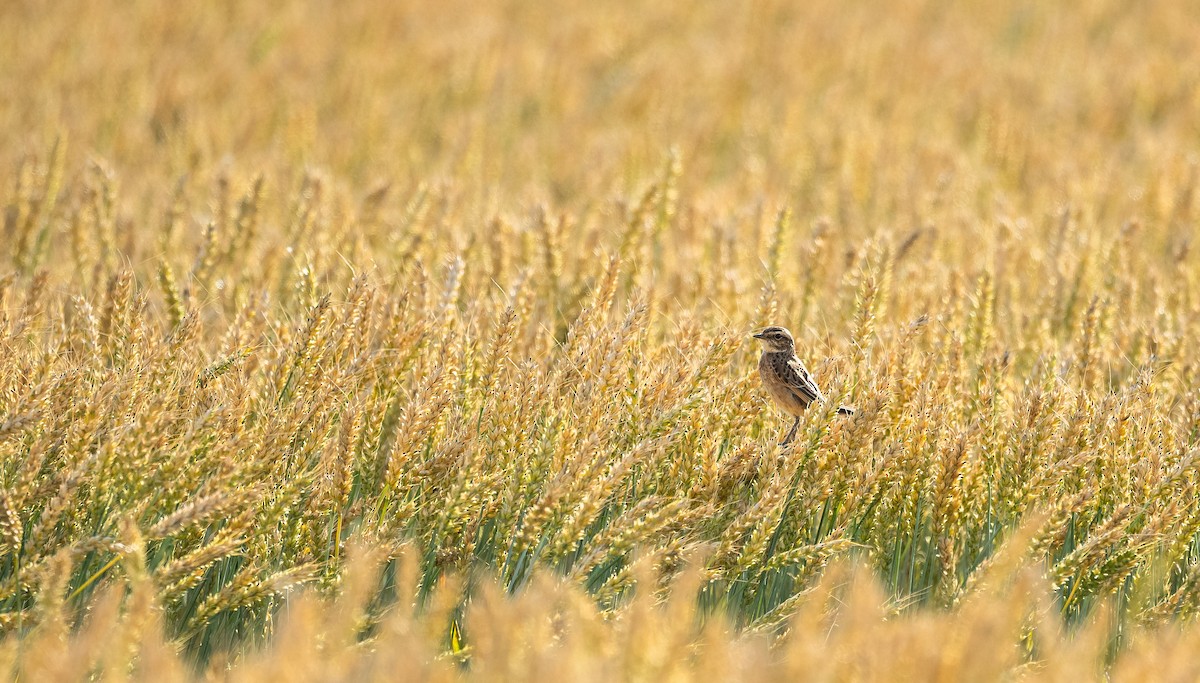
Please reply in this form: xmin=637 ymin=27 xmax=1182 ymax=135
xmin=3 ymin=0 xmax=1200 ymax=679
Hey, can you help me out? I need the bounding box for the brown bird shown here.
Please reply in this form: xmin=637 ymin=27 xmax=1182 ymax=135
xmin=753 ymin=326 xmax=854 ymax=445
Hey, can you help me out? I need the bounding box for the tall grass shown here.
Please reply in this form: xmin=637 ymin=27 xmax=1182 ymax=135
xmin=2 ymin=0 xmax=1200 ymax=678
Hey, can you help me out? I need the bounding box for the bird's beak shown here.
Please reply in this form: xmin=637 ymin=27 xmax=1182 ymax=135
xmin=752 ymin=332 xmax=766 ymax=339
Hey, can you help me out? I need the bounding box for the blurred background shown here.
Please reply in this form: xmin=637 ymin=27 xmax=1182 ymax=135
xmin=5 ymin=0 xmax=1197 ymax=224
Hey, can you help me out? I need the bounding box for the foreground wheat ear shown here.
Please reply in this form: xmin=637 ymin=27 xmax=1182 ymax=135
xmin=753 ymin=326 xmax=855 ymax=445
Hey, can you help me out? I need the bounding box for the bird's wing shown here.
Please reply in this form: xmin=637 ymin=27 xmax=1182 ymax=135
xmin=781 ymin=356 xmax=827 ymax=404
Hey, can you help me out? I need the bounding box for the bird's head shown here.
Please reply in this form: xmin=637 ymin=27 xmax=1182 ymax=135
xmin=752 ymin=326 xmax=795 ymax=353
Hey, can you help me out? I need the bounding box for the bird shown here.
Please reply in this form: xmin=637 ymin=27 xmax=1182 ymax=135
xmin=752 ymin=326 xmax=854 ymax=446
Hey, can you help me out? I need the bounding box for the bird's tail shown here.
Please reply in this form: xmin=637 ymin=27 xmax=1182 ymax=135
xmin=837 ymin=405 xmax=856 ymax=416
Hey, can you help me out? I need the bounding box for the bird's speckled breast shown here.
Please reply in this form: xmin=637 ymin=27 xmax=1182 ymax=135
xmin=759 ymin=352 xmax=810 ymax=416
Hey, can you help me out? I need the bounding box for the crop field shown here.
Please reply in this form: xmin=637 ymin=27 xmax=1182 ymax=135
xmin=3 ymin=0 xmax=1200 ymax=679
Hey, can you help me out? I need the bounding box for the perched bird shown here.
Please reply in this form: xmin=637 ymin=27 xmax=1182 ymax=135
xmin=752 ymin=326 xmax=854 ymax=445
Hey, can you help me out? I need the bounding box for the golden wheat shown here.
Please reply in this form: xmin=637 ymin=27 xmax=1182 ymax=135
xmin=3 ymin=0 xmax=1200 ymax=679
